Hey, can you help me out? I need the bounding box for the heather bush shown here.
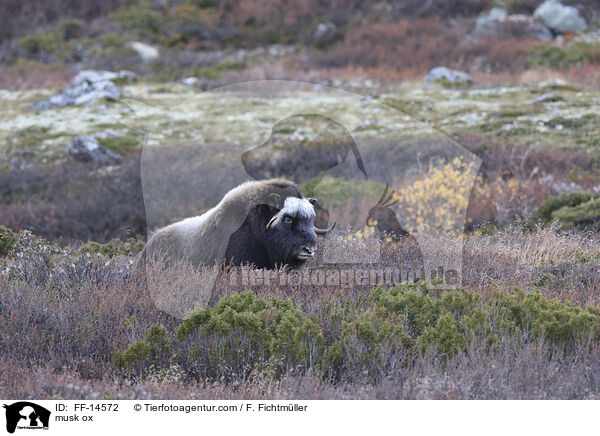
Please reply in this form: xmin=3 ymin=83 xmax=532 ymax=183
xmin=0 ymin=225 xmax=17 ymax=257
xmin=2 ymin=223 xmax=600 ymax=398
xmin=533 ymin=191 xmax=597 ymax=227
xmin=0 ymin=154 xmax=145 ymax=243
xmin=96 ymin=133 xmax=141 ymax=154
xmin=552 ymin=198 xmax=600 ymax=229
xmin=113 ymin=324 xmax=173 ymax=375
xmin=108 ymin=7 xmax=163 ymax=41
xmin=81 ymin=239 xmax=144 ymax=258
xmin=17 ymin=19 xmax=90 ymax=63
xmin=334 ymin=285 xmax=599 ymax=378
xmin=3 ymin=229 xmax=136 ymax=291
xmin=528 ymin=42 xmax=600 ymax=69
xmin=535 ymin=192 xmax=592 ymax=222
xmin=110 ymin=282 xmax=600 ymax=383
xmin=176 ymin=291 xmax=325 ymax=380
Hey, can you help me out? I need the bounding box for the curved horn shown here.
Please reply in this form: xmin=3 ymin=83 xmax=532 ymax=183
xmin=266 ymin=211 xmax=284 ymax=230
xmin=314 ymin=222 xmax=336 ymax=234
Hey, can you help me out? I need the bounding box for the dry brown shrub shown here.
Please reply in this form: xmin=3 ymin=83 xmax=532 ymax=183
xmin=6 ymin=339 xmax=600 ymax=399
xmin=313 ymin=20 xmax=539 ymax=76
xmin=314 ymin=20 xmax=464 ymax=72
xmin=563 ymin=63 xmax=600 ymax=90
xmin=0 ymin=153 xmax=145 ymax=243
xmin=463 ymin=225 xmax=600 ymax=307
xmin=460 ymin=37 xmax=539 ymax=74
xmin=0 ymin=59 xmax=71 ymax=90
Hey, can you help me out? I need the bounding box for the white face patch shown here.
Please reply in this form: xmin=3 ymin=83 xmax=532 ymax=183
xmin=282 ymin=197 xmax=316 ymax=219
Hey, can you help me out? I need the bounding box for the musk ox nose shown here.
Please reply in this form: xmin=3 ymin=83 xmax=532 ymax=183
xmin=296 ymin=245 xmax=316 ymax=260
xmin=303 ymin=246 xmax=315 ymax=255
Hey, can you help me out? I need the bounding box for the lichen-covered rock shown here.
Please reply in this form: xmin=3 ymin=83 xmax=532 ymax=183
xmin=28 ymin=80 xmax=119 ymax=110
xmin=424 ymin=67 xmax=473 ymax=85
xmin=534 ymin=0 xmax=587 ymax=34
xmin=66 ymin=136 xmax=122 ymax=163
xmin=28 ymin=70 xmax=136 ymax=110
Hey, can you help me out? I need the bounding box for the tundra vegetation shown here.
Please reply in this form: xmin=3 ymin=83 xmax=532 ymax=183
xmin=1 ymin=0 xmax=600 ymax=399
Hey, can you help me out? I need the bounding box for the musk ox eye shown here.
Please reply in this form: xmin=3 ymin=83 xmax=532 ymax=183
xmin=283 ymin=216 xmax=293 ymax=224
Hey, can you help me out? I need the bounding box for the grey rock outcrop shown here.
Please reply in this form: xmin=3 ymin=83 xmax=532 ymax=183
xmin=424 ymin=67 xmax=473 ymax=85
xmin=29 ymin=70 xmax=136 ymax=110
xmin=534 ymin=0 xmax=587 ymax=34
xmin=66 ymin=136 xmax=122 ymax=163
xmin=473 ymin=8 xmax=553 ymax=40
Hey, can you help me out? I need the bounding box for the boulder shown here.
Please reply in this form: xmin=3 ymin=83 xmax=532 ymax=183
xmin=473 ymin=8 xmax=553 ymax=40
xmin=116 ymin=70 xmax=137 ymax=82
xmin=128 ymin=41 xmax=159 ymax=62
xmin=70 ymin=70 xmax=118 ymax=86
xmin=181 ymin=77 xmax=199 ymax=87
xmin=66 ymin=136 xmax=122 ymax=163
xmin=571 ymin=30 xmax=600 ymax=45
xmin=28 ymin=70 xmax=136 ymax=110
xmin=533 ymin=93 xmax=562 ymax=103
xmin=424 ymin=67 xmax=473 ymax=85
xmin=534 ymin=0 xmax=587 ymax=34
xmin=475 ymin=8 xmax=508 ymax=34
xmin=70 ymin=69 xmax=136 ymax=86
xmin=309 ymin=21 xmax=340 ymax=47
xmin=29 ymin=80 xmax=119 ymax=110
xmin=71 ymin=80 xmax=119 ymax=106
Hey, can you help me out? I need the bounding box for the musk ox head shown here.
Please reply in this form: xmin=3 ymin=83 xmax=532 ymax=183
xmin=264 ymin=196 xmax=335 ymax=268
xmin=266 ymin=197 xmax=317 ymax=267
xmin=225 ymin=187 xmax=335 ymax=269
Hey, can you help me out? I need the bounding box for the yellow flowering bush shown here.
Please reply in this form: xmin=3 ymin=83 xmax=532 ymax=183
xmin=395 ymin=157 xmax=477 ymax=234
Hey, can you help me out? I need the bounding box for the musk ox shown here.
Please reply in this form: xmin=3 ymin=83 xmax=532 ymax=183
xmin=136 ymin=178 xmax=334 ymax=271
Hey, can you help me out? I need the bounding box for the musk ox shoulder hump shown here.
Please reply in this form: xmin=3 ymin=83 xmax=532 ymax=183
xmin=217 ymin=178 xmax=301 ymax=210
